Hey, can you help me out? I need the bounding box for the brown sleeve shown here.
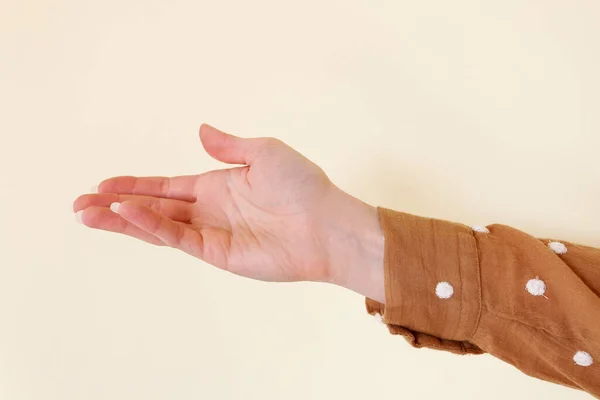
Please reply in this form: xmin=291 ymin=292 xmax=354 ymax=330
xmin=367 ymin=208 xmax=600 ymax=397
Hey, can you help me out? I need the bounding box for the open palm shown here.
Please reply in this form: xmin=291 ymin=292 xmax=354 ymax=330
xmin=74 ymin=125 xmax=340 ymax=283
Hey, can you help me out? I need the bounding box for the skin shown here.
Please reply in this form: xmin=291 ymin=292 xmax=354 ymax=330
xmin=73 ymin=124 xmax=385 ymax=303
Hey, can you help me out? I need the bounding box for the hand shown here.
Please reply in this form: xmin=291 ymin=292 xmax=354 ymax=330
xmin=73 ymin=125 xmax=384 ymax=301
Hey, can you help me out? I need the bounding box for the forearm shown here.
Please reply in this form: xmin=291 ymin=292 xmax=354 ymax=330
xmin=356 ymin=207 xmax=600 ymax=397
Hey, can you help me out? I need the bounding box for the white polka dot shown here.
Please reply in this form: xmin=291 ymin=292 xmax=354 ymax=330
xmin=548 ymin=241 xmax=567 ymax=255
xmin=472 ymin=226 xmax=490 ymax=233
xmin=574 ymin=351 xmax=593 ymax=367
xmin=526 ymin=278 xmax=547 ymax=296
xmin=436 ymin=282 xmax=454 ymax=299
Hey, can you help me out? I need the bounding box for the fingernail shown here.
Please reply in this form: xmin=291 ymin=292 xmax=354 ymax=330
xmin=75 ymin=210 xmax=84 ymax=224
xmin=91 ymin=185 xmax=98 ymax=193
xmin=110 ymin=202 xmax=121 ymax=214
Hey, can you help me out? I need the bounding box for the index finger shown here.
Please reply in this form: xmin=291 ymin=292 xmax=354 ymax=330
xmin=98 ymin=176 xmax=199 ymax=202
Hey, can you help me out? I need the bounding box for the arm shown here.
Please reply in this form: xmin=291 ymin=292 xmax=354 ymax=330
xmin=368 ymin=209 xmax=600 ymax=397
xmin=73 ymin=125 xmax=599 ymax=397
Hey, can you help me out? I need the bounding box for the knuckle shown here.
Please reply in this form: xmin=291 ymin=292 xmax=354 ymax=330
xmin=159 ymin=178 xmax=171 ymax=196
xmin=173 ymin=224 xmax=186 ymax=247
xmin=264 ymin=137 xmax=283 ymax=147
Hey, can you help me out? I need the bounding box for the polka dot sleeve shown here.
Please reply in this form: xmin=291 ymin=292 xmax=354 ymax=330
xmin=366 ymin=208 xmax=600 ymax=397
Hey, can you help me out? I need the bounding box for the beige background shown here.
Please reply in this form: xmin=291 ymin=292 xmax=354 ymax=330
xmin=1 ymin=0 xmax=599 ymax=399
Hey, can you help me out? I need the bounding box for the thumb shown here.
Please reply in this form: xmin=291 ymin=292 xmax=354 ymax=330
xmin=199 ymin=124 xmax=262 ymax=165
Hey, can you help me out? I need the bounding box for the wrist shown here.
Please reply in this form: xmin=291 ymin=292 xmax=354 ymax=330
xmin=317 ymin=187 xmax=385 ymax=303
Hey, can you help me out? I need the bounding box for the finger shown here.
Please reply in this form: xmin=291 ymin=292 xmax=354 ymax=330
xmin=114 ymin=201 xmax=204 ymax=259
xmin=73 ymin=193 xmax=192 ymax=222
xmin=98 ymin=176 xmax=198 ymax=202
xmin=199 ymin=124 xmax=273 ymax=165
xmin=77 ymin=206 xmax=165 ymax=246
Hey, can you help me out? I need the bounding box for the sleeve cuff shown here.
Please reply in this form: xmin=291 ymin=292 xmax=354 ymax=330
xmin=370 ymin=208 xmax=482 ymax=343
